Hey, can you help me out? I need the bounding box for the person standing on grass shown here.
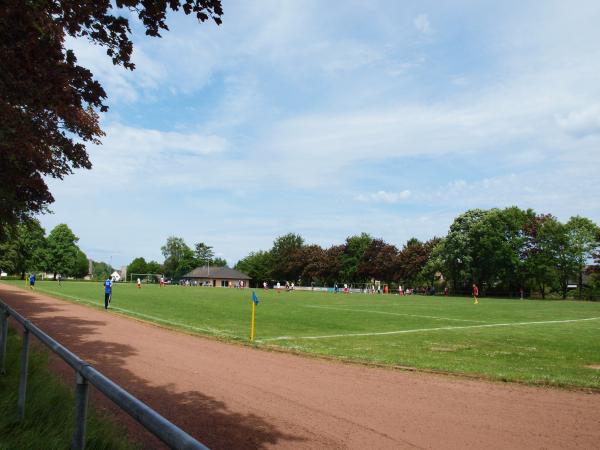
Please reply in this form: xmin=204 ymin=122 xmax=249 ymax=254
xmin=104 ymin=277 xmax=113 ymax=309
xmin=57 ymin=273 xmax=62 ymax=286
xmin=28 ymin=273 xmax=35 ymax=290
xmin=472 ymin=283 xmax=479 ymax=304
xmin=137 ymin=277 xmax=142 ymax=289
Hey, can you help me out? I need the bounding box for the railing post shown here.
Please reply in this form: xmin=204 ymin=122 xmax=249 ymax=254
xmin=72 ymin=371 xmax=89 ymax=450
xmin=0 ymin=306 xmax=8 ymax=375
xmin=17 ymin=325 xmax=30 ymax=420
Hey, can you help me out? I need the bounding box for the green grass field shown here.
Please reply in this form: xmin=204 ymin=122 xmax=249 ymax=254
xmin=3 ymin=280 xmax=600 ymax=389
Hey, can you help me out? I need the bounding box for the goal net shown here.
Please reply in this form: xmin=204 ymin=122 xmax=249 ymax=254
xmin=129 ymin=273 xmax=164 ymax=284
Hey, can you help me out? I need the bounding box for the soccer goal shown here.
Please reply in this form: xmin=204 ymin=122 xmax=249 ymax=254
xmin=129 ymin=273 xmax=164 ymax=284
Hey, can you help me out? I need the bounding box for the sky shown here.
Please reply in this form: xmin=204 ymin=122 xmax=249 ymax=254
xmin=41 ymin=0 xmax=600 ymax=268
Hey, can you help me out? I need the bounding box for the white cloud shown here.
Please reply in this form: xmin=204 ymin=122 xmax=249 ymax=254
xmin=39 ymin=1 xmax=600 ymax=267
xmin=556 ymin=105 xmax=600 ymax=137
xmin=413 ymin=14 xmax=433 ymax=35
xmin=355 ymin=190 xmax=411 ymax=203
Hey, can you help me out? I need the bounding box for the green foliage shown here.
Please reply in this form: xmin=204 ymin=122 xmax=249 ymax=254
xmin=358 ymin=238 xmax=399 ymax=282
xmin=397 ymin=237 xmax=438 ymax=287
xmin=161 ymin=236 xmax=197 ymax=278
xmin=0 ymin=220 xmax=47 ymax=278
xmin=441 ymin=209 xmax=490 ymax=288
xmin=73 ymin=249 xmax=90 ymax=278
xmin=0 ymin=329 xmax=135 ymax=449
xmin=127 ymin=257 xmax=148 ymax=275
xmin=194 ymin=242 xmax=214 ymax=264
xmin=46 ymin=224 xmax=87 ymax=277
xmin=235 ymin=251 xmax=272 ymax=285
xmin=270 ymin=233 xmax=305 ymax=280
xmin=145 ymin=260 xmax=163 ymax=274
xmin=340 ymin=233 xmax=372 ymax=283
xmin=211 ymin=257 xmax=227 ymax=267
xmin=91 ymin=261 xmax=113 ymax=280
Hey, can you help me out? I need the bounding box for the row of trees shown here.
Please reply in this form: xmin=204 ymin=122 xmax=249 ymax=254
xmin=234 ymin=207 xmax=600 ymax=299
xmin=127 ymin=237 xmax=227 ymax=279
xmin=234 ymin=232 xmax=441 ymax=289
xmin=0 ymin=221 xmax=95 ymax=279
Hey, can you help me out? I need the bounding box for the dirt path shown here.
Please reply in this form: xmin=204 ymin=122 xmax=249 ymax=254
xmin=1 ymin=284 xmax=599 ymax=449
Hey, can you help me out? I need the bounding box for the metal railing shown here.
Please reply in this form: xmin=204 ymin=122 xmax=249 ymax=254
xmin=0 ymin=300 xmax=209 ymax=450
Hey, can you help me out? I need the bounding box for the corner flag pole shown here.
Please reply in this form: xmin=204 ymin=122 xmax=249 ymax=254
xmin=250 ymin=290 xmax=259 ymax=341
xmin=251 ymin=302 xmax=256 ymax=341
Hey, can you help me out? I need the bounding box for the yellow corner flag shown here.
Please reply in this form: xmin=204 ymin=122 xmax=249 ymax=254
xmin=250 ymin=291 xmax=260 ymax=341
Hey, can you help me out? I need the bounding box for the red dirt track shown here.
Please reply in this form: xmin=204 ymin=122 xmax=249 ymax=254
xmin=1 ymin=283 xmax=599 ymax=449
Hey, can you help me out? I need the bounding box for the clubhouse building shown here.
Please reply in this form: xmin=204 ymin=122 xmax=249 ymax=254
xmin=183 ymin=266 xmax=251 ymax=287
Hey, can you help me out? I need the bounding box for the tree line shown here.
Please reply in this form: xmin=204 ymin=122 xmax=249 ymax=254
xmin=0 ymin=221 xmax=101 ymax=279
xmin=2 ymin=207 xmax=598 ymax=299
xmin=234 ymin=207 xmax=600 ymax=299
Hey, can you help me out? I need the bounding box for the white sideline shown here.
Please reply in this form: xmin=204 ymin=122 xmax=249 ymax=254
xmin=303 ymin=304 xmax=488 ymax=323
xmin=34 ymin=287 xmax=234 ymax=337
xmin=258 ymin=317 xmax=600 ymax=342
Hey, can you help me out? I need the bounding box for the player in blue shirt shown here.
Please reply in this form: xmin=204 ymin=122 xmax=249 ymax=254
xmin=104 ymin=277 xmax=112 ymax=309
xmin=29 ymin=273 xmax=35 ymax=290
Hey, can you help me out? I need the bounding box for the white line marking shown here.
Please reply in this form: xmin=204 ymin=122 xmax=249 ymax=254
xmin=303 ymin=304 xmax=487 ymax=323
xmin=34 ymin=288 xmax=234 ymax=337
xmin=259 ymin=317 xmax=600 ymax=342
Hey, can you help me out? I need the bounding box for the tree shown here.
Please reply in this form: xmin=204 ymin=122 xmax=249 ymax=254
xmin=586 ymin=229 xmax=600 ymax=298
xmin=320 ymin=245 xmax=345 ymax=285
xmin=358 ymin=239 xmax=399 ymax=283
xmin=397 ymin=238 xmax=432 ymax=287
xmin=211 ymin=257 xmax=227 ymax=267
xmin=0 ymin=0 xmax=223 ymax=237
xmin=235 ymin=251 xmax=273 ymax=286
xmin=440 ymin=209 xmax=490 ymax=290
xmin=73 ymin=249 xmax=90 ymax=278
xmin=563 ymin=216 xmax=598 ymax=299
xmin=470 ymin=207 xmax=532 ymax=293
xmin=146 ymin=260 xmax=164 ymax=275
xmin=194 ymin=242 xmax=215 ymax=264
xmin=0 ymin=219 xmax=47 ymax=278
xmin=127 ymin=257 xmax=148 ymax=276
xmin=45 ymin=224 xmax=83 ymax=277
xmin=91 ymin=260 xmax=113 ymax=281
xmin=298 ymin=245 xmax=327 ymax=285
xmin=419 ymin=238 xmax=446 ymax=288
xmin=161 ymin=236 xmax=196 ymax=278
xmin=522 ymin=214 xmax=560 ymax=298
xmin=270 ymin=233 xmax=305 ymax=280
xmin=340 ymin=233 xmax=372 ymax=283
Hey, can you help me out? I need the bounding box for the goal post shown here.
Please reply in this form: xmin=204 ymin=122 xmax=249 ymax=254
xmin=129 ymin=273 xmax=164 ymax=284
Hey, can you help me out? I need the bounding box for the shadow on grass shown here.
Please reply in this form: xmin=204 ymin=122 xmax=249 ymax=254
xmin=1 ymin=287 xmax=306 ymax=449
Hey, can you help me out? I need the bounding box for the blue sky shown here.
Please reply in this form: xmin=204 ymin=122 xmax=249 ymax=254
xmin=42 ymin=0 xmax=600 ymax=268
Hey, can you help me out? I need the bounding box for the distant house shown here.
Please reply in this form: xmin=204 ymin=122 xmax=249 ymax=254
xmin=183 ymin=266 xmax=251 ymax=287
xmin=111 ymin=271 xmax=122 ymax=282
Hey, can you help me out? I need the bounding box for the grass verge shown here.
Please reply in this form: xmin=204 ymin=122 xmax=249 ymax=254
xmin=0 ymin=328 xmax=136 ymax=450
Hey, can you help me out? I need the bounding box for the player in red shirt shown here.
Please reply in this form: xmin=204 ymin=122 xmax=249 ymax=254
xmin=472 ymin=284 xmax=479 ymax=304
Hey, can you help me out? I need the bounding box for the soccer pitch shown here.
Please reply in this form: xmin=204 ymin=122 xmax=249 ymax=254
xmin=4 ymin=280 xmax=600 ymax=389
